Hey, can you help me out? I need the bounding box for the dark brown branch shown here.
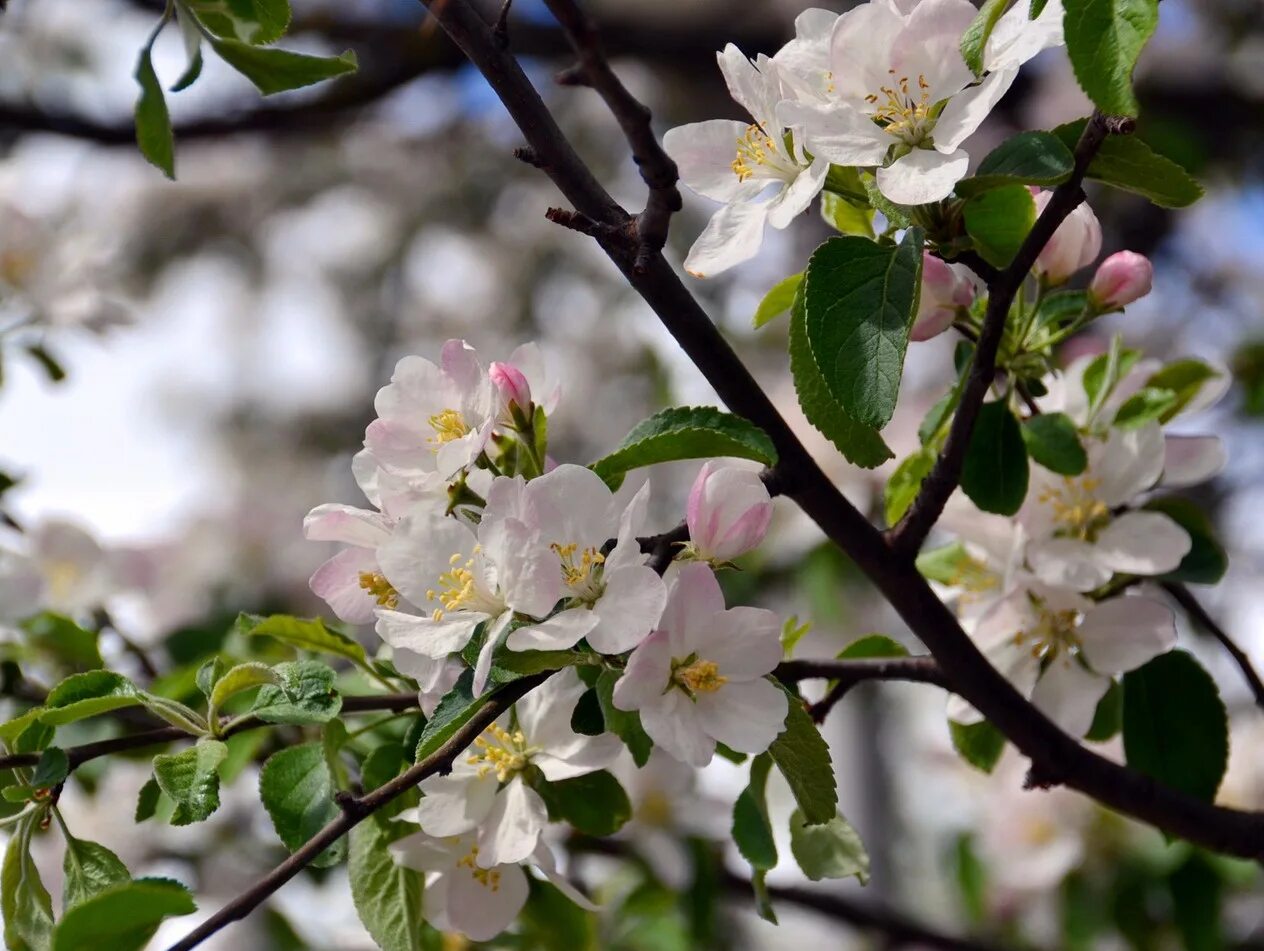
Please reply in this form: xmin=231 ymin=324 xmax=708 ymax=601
xmin=889 ymin=112 xmax=1127 ymax=556
xmin=415 ymin=0 xmax=1264 ymax=862
xmin=165 ymin=673 xmax=548 ymax=951
xmin=637 ymin=520 xmax=689 ymax=574
xmin=777 ymin=656 xmax=953 ymax=722
xmin=0 ymin=693 xmax=420 ymax=771
xmin=1164 ymin=581 xmax=1264 ymax=711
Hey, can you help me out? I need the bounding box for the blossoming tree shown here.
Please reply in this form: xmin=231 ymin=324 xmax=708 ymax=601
xmin=0 ymin=0 xmax=1260 ymax=948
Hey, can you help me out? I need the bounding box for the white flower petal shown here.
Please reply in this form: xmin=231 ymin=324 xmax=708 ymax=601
xmin=445 ymin=860 xmax=529 ymax=943
xmin=1095 ymin=423 xmax=1166 ymax=505
xmin=309 ymin=547 xmax=380 ymax=624
xmin=506 ymin=609 xmax=598 ymax=652
xmin=1030 ymin=657 xmax=1109 ymax=739
xmin=766 ymin=157 xmax=829 ymax=229
xmin=1094 ymin=511 xmax=1191 ymax=576
xmin=414 ymin=773 xmax=497 ymax=836
xmin=375 ymin=608 xmax=480 ymax=659
xmin=683 ymin=200 xmax=771 ymax=278
xmin=1162 ymin=435 xmax=1226 ymax=488
xmin=659 ymin=562 xmax=726 ymax=655
xmin=302 ymin=504 xmax=392 ymax=547
xmin=986 ymin=0 xmax=1064 ymax=72
xmin=1078 ymin=597 xmax=1176 ymax=674
xmin=531 ymin=844 xmax=600 ymax=911
xmin=612 ymin=630 xmax=674 ymax=712
xmin=664 ymin=120 xmax=768 ymax=204
xmin=777 ymin=101 xmax=891 ymax=166
xmin=534 ymin=733 xmax=623 ymax=782
xmin=829 ymin=0 xmax=908 ymax=99
xmin=876 ymin=148 xmax=969 ymax=205
xmin=694 ymin=678 xmax=788 ymax=754
xmin=587 ymin=566 xmax=666 ymax=654
xmin=1027 ymin=538 xmax=1113 ymax=592
xmin=516 ymin=668 xmax=586 ymax=749
xmin=478 ymin=779 xmax=548 ymax=867
xmin=932 ymin=68 xmax=1017 ymax=153
xmin=641 ymin=689 xmax=715 ymax=767
xmin=691 ymin=606 xmax=783 ymax=680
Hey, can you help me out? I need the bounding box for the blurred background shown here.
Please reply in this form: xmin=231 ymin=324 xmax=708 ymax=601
xmin=1 ymin=0 xmax=1263 ymax=947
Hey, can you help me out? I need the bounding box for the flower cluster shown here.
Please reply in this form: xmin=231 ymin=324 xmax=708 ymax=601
xmin=665 ymin=0 xmax=1065 ymax=275
xmin=305 ymin=340 xmax=784 ymax=939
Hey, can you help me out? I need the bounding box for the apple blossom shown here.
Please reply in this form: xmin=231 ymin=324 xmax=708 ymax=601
xmin=663 ymin=46 xmax=828 ymax=277
xmin=490 ymin=361 xmax=531 ymax=415
xmin=684 ymin=461 xmax=774 ymax=563
xmin=407 ymin=668 xmax=621 ymax=867
xmin=0 ymin=547 xmax=44 ymax=625
xmin=911 ymin=252 xmax=975 ymax=341
xmin=27 ymin=520 xmax=113 ymax=617
xmin=1033 ymin=191 xmax=1102 ymax=283
xmin=612 ymin=562 xmax=787 ymax=767
xmin=1089 ymin=250 xmax=1154 ymax=310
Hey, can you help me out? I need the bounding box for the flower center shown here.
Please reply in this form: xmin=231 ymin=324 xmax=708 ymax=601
xmin=1038 ymin=477 xmax=1112 ymax=541
xmin=358 ymin=571 xmax=399 ymax=609
xmin=639 ymin=790 xmax=674 ymax=828
xmin=467 ymin=723 xmax=534 ymax=782
xmin=456 ymin=843 xmax=503 ymax=890
xmin=551 ymin=542 xmax=605 ymax=599
xmin=1013 ymin=603 xmax=1082 ymax=660
xmin=865 ymin=71 xmax=933 ymax=144
xmin=672 ymin=657 xmax=727 ymax=695
xmin=427 ymin=408 xmax=471 ymax=449
xmin=425 ymin=549 xmax=497 ymax=621
xmin=731 ymin=123 xmax=776 ymax=182
xmin=0 ymin=250 xmax=34 ymax=287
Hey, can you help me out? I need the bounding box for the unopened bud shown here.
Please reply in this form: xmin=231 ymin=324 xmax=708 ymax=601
xmin=1088 ymin=250 xmax=1152 ymax=310
xmin=489 ymin=361 xmax=532 ymax=412
xmin=1033 ymin=191 xmax=1102 ymax=284
xmin=686 ymin=461 xmax=773 ymax=563
xmin=911 ymin=253 xmax=974 ymax=342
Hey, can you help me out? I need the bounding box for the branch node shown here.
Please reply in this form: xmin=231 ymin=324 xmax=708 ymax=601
xmin=333 ymin=790 xmax=367 ymax=818
xmin=555 ymin=64 xmax=590 ymax=87
xmin=1103 ymin=115 xmax=1137 ymax=136
xmin=492 ymin=0 xmax=513 ymax=49
xmin=545 ymin=206 xmax=610 ymax=237
xmin=513 ymin=145 xmax=545 ymax=168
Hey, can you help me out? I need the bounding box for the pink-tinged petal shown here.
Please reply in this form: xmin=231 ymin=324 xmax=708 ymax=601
xmin=525 ymin=463 xmax=617 ymax=549
xmin=664 ymin=120 xmax=770 ymax=205
xmin=480 ymin=517 xmax=559 ymax=619
xmin=414 ymin=773 xmax=497 ymax=836
xmin=1095 ymin=423 xmax=1166 ymax=506
xmin=606 ymin=478 xmax=653 ymax=573
xmin=1162 ymin=435 xmax=1226 ymax=488
xmin=378 ymin=512 xmax=479 ymax=609
xmin=694 ymin=678 xmax=788 ymax=754
xmin=1033 ymin=194 xmax=1101 ymax=282
xmin=309 ymin=547 xmax=379 ymax=624
xmin=439 ymin=338 xmax=484 ymax=396
xmin=506 ymin=609 xmax=597 ymax=652
xmin=658 ymin=563 xmax=725 ymax=655
xmin=683 ymin=200 xmax=771 ymax=279
xmin=766 ymin=157 xmax=829 ymax=230
xmin=374 ymin=608 xmax=479 ymax=659
xmin=877 ymin=148 xmax=969 ymax=205
xmin=477 ymin=778 xmax=548 ymax=867
xmin=364 ymin=417 xmax=429 ymax=472
xmin=507 ymin=342 xmax=561 ymax=414
xmin=1094 ymin=511 xmax=1191 ymax=577
xmin=686 ymin=462 xmax=774 ymax=562
xmin=829 ymin=0 xmax=907 ymax=98
xmin=1030 ymin=657 xmax=1110 ymax=738
xmin=302 ymin=503 xmax=391 ymax=546
xmin=778 ymin=101 xmax=891 ymax=166
xmin=1078 ymin=597 xmax=1176 ymax=674
xmin=933 ymin=68 xmax=1017 ymax=153
xmin=691 ymin=606 xmax=783 ymax=680
xmin=1027 ymin=538 xmax=1113 ymax=592
xmin=445 ymin=860 xmax=529 ymax=942
xmin=588 ymin=566 xmax=666 ymax=654
xmin=374 ymin=354 xmax=446 ymax=422
xmin=640 ymin=689 xmax=715 ymax=767
xmin=612 ymin=630 xmax=674 ymax=712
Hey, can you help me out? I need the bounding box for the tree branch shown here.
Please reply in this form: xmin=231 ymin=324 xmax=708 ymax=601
xmin=416 ymin=0 xmax=1264 ymax=861
xmin=165 ymin=673 xmax=548 ymax=951
xmin=777 ymin=656 xmax=953 ymax=722
xmin=888 ymin=112 xmax=1129 ymax=557
xmin=1164 ymin=581 xmax=1264 ymax=711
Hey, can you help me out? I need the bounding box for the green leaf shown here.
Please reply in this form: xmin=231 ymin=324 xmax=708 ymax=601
xmin=767 ymin=685 xmax=837 ymax=824
xmin=2 ymin=816 xmax=53 ymax=951
xmin=134 ymin=779 xmax=162 ymax=823
xmin=250 ymin=660 xmax=342 ymax=725
xmin=134 ymin=24 xmax=175 ymax=178
xmin=195 ymin=657 xmax=227 ymax=700
xmin=152 ymin=739 xmax=228 ymax=825
xmin=1021 ymin=412 xmax=1088 ymax=475
xmin=820 ymin=193 xmax=875 ymax=238
xmin=1143 ymin=497 xmax=1227 ymax=584
xmin=1053 ymin=119 xmax=1203 ymax=208
xmin=349 ymin=821 xmax=425 ymax=951
xmin=732 ymin=754 xmax=777 ymax=871
xmin=1083 ymin=337 xmax=1139 ymax=415
xmin=596 ymin=671 xmax=652 ymax=768
xmin=957 ymin=130 xmax=1075 ymax=198
xmin=1123 ymin=650 xmax=1227 ymax=802
xmin=1085 ymin=678 xmax=1123 ymax=742
xmin=961 ymin=0 xmax=1015 ymax=76
xmin=962 ymin=401 xmax=1029 ymax=515
xmin=62 ymin=836 xmax=129 ymax=911
xmin=838 ymin=634 xmax=908 ymax=659
xmin=963 ymin=184 xmax=1036 ymax=267
xmin=1169 ymin=853 xmax=1223 ymax=951
xmin=236 ymin=613 xmax=367 ymax=665
xmin=589 ymin=406 xmax=777 ymax=490
xmin=208 ymin=38 xmax=357 ymax=95
xmin=752 ymin=274 xmax=803 ymax=329
xmin=802 ymin=230 xmax=923 ymax=430
xmin=1145 ymin=359 xmax=1221 ymax=422
xmin=171 ymin=3 xmax=204 ymax=92
xmin=949 ymin=719 xmax=1006 ymax=773
xmin=537 ymin=770 xmax=631 ymax=837
xmin=185 ymin=0 xmax=291 ymax=45
xmin=1063 ymin=0 xmax=1158 ymax=118
xmin=884 ymin=448 xmax=934 ymax=526
xmin=788 ymin=808 xmax=869 ymax=884
xmin=789 ymin=281 xmax=893 ymax=468
xmin=20 ymin=613 xmax=103 ymax=671
xmin=259 ymin=743 xmax=345 ymax=867
xmin=208 ymin=662 xmax=280 ymax=721
xmin=1113 ymin=386 xmax=1177 ymax=429
xmin=31 ymin=748 xmax=68 ymax=789
xmin=51 ymin=878 xmax=196 ymax=951
xmin=41 ymin=671 xmax=140 ymax=726
xmin=413 ymin=669 xmax=485 ymax=762
xmin=0 ymin=708 xmax=45 ymax=747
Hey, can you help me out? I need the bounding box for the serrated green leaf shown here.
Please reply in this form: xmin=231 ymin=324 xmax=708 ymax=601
xmin=349 ymin=821 xmax=425 ymax=951
xmin=788 ymin=808 xmax=869 ymax=883
xmin=152 ymin=739 xmax=228 ymax=825
xmin=259 ymin=744 xmax=345 ymax=867
xmin=884 ymin=448 xmax=934 ymax=526
xmin=838 ymin=634 xmax=908 ymax=659
xmin=589 ymin=406 xmax=777 ymax=490
xmin=250 ymin=660 xmax=342 ymax=725
xmin=752 ymin=273 xmax=803 ymax=329
xmin=537 ymin=770 xmax=631 ymax=837
xmin=51 ymin=878 xmax=195 ymax=951
xmin=2 ymin=816 xmax=53 ymax=951
xmin=949 ymin=719 xmax=1006 ymax=773
xmin=413 ymin=669 xmax=484 ymax=763
xmin=208 ymin=38 xmax=357 ymax=95
xmin=134 ymin=24 xmax=175 ymax=178
xmin=961 ymin=0 xmax=1014 ymax=76
xmin=186 ymin=0 xmax=291 ymax=45
xmin=768 ymin=685 xmax=836 ymax=824
xmin=209 ymin=662 xmax=280 ymax=720
xmin=1053 ymin=119 xmax=1203 ymax=208
xmin=802 ymin=230 xmax=923 ymax=430
xmin=1063 ymin=0 xmax=1158 ymax=118
xmin=1022 ymin=412 xmax=1088 ymax=475
xmin=134 ymin=778 xmax=162 ymax=823
xmin=236 ymin=613 xmax=367 ymax=665
xmin=962 ymin=401 xmax=1029 ymax=515
xmin=1123 ymin=650 xmax=1227 ymax=801
xmin=963 ymin=184 xmax=1036 ymax=267
xmin=1113 ymin=386 xmax=1177 ymax=429
xmin=1143 ymin=497 xmax=1227 ymax=585
xmin=41 ymin=670 xmax=140 ymax=726
xmin=955 ymin=130 xmax=1075 ymax=198
xmin=62 ymin=836 xmax=129 ymax=911
xmin=0 ymin=708 xmax=45 ymax=746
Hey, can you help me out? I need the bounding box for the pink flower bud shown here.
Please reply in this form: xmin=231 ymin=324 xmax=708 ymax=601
xmin=686 ymin=461 xmax=773 ymax=562
xmin=911 ymin=253 xmax=974 ymax=342
xmin=1088 ymin=251 xmax=1152 ymax=310
xmin=489 ymin=361 xmax=532 ymax=412
xmin=1032 ymin=191 xmax=1102 ymax=283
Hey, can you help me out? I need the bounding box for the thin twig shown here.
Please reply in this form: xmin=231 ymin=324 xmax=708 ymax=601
xmin=779 ymin=656 xmax=953 ymax=722
xmin=1164 ymin=581 xmax=1264 ymax=711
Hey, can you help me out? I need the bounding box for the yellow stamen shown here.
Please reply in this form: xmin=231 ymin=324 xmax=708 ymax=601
xmin=427 ymin=408 xmax=471 ymax=450
xmin=457 ymin=844 xmax=504 ymax=891
xmin=1038 ymin=477 xmax=1111 ymax=541
xmin=550 ymin=542 xmax=605 ymax=589
xmin=868 ymin=71 xmax=933 ymax=143
xmin=1013 ymin=605 xmax=1081 ymax=660
xmin=465 ymin=724 xmax=532 ymax=782
xmin=731 ymin=123 xmax=777 ymax=182
xmin=358 ymin=571 xmax=399 ymax=609
xmin=674 ymin=658 xmax=727 ymax=695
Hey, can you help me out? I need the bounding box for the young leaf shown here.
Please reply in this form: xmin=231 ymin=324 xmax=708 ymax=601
xmin=2 ymin=816 xmax=53 ymax=951
xmin=963 ymin=184 xmax=1036 ymax=267
xmin=955 ymin=130 xmax=1075 ymax=198
xmin=20 ymin=612 xmax=103 ymax=671
xmin=349 ymin=821 xmax=425 ymax=951
xmin=788 ymin=809 xmax=869 ymax=884
xmin=1113 ymin=387 xmax=1177 ymax=429
xmin=537 ymin=770 xmax=632 ymax=837
xmin=235 ymin=613 xmax=367 ymax=665
xmin=768 ymin=685 xmax=837 ymax=825
xmin=41 ymin=670 xmax=140 ymax=725
xmin=31 ymin=747 xmax=68 ymax=788
xmin=1021 ymin=412 xmax=1088 ymax=475
xmin=185 ymin=0 xmax=291 ymax=45
xmin=134 ymin=778 xmax=162 ymax=823
xmin=588 ymin=406 xmax=777 ymax=490
xmin=259 ymin=743 xmax=345 ymax=867
xmin=802 ymin=230 xmax=923 ymax=430
xmin=732 ymin=754 xmax=777 ymax=923
xmin=1053 ymin=119 xmax=1203 ymax=208
xmin=962 ymin=401 xmax=1030 ymax=516
xmin=195 ymin=656 xmax=227 ymax=700
xmin=884 ymin=448 xmax=934 ymax=526
xmin=960 ymin=0 xmax=1014 ymax=76
xmin=819 ymin=192 xmax=875 ymax=238
xmin=1145 ymin=359 xmax=1221 ymax=421
xmin=752 ymin=274 xmax=803 ymax=329
xmin=949 ymin=719 xmax=1006 ymax=773
xmin=1123 ymin=650 xmax=1228 ymax=801
xmin=1063 ymin=0 xmax=1158 ymax=118
xmin=1143 ymin=497 xmax=1227 ymax=585
xmin=250 ymin=660 xmax=342 ymax=725
xmin=51 ymin=878 xmax=196 ymax=951
xmin=134 ymin=23 xmax=175 ymax=178
xmin=838 ymin=634 xmax=909 ymax=659
xmin=1085 ymin=679 xmax=1123 ymax=742
xmin=62 ymin=836 xmax=129 ymax=911
xmin=208 ymin=662 xmax=281 ymax=721
xmin=152 ymin=738 xmax=229 ymax=825
xmin=208 ymin=38 xmax=357 ymax=95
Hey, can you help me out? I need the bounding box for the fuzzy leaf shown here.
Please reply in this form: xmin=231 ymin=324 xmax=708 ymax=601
xmin=152 ymin=739 xmax=228 ymax=825
xmin=768 ymin=686 xmax=837 ymax=824
xmin=788 ymin=809 xmax=869 ymax=883
xmin=259 ymin=743 xmax=345 ymax=867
